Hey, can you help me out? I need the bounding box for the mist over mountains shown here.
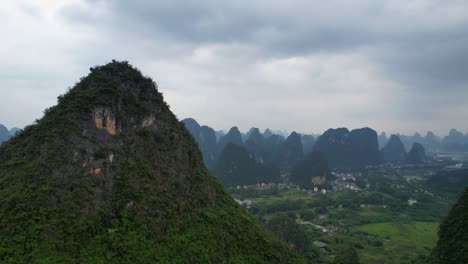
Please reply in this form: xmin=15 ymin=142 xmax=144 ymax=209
xmin=0 ymin=124 xmax=21 ymax=144
xmin=182 ymin=118 xmax=468 ymax=173
xmin=180 ymin=117 xmax=467 ymax=264
xmin=0 ymin=63 xmax=466 ymax=263
xmin=2 ymin=0 xmax=468 ymax=262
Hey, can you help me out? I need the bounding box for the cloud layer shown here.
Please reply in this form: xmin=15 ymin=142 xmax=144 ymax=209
xmin=1 ymin=0 xmax=468 ymax=135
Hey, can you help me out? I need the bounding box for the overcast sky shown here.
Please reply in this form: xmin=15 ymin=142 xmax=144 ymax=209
xmin=1 ymin=0 xmax=467 ymax=136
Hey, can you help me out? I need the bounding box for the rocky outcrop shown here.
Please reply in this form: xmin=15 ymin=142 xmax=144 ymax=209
xmin=441 ymin=128 xmax=468 ymax=152
xmin=217 ymin=126 xmax=243 ymax=154
xmin=0 ymin=61 xmax=303 ymax=262
xmin=314 ymin=127 xmax=382 ymax=169
xmin=383 ymin=134 xmax=407 ymax=163
xmin=277 ymin=132 xmax=304 ymax=169
xmin=213 ymin=143 xmax=281 ymax=187
xmin=182 ymin=118 xmax=218 ymax=168
xmin=423 ymin=131 xmax=441 ymax=152
xmin=378 ymin=132 xmax=388 ymax=149
xmin=301 ymin=134 xmax=316 ymax=154
xmin=245 ymin=128 xmax=267 ymax=161
xmin=93 ymin=107 xmax=117 ymax=135
xmin=263 ymin=128 xmax=273 ymax=138
xmin=406 ymin=142 xmax=426 ymax=164
xmin=142 ymin=115 xmax=156 ymax=127
xmin=290 ymin=152 xmax=330 ymax=189
xmin=311 ymin=176 xmax=327 ymax=186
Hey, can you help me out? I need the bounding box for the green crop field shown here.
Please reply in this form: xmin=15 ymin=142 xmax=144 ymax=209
xmin=351 ymin=221 xmax=439 ymax=263
xmin=229 ymin=169 xmax=456 ymax=264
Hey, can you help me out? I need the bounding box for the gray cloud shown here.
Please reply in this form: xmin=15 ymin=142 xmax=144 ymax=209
xmin=60 ymin=0 xmax=468 ymax=89
xmin=0 ymin=0 xmax=467 ymax=136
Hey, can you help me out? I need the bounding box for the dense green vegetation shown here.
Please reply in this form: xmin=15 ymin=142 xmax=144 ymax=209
xmin=332 ymin=246 xmax=360 ymax=264
xmin=427 ymin=169 xmax=468 ymax=193
xmin=431 ymin=187 xmax=468 ymax=264
xmin=406 ymin=143 xmax=426 ymax=164
xmin=181 ymin=118 xmax=217 ymax=169
xmin=213 ymin=143 xmax=281 ymax=187
xmin=352 ymin=221 xmax=438 ymax=262
xmin=0 ymin=61 xmax=304 ymax=263
xmin=229 ymin=165 xmax=458 ymax=264
xmin=1 ymin=61 xmax=466 ymax=263
xmin=290 ymin=152 xmax=331 ymax=189
xmin=383 ymin=135 xmax=407 ymax=163
xmin=266 ymin=214 xmax=310 ymax=253
xmin=314 ymin=128 xmax=381 ymax=169
xmin=277 ymin=132 xmax=304 ymax=169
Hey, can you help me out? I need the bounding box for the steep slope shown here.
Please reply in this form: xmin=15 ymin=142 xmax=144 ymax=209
xmin=244 ymin=128 xmax=266 ymax=161
xmin=0 ymin=124 xmax=11 ymax=143
xmin=301 ymin=134 xmax=316 ymax=154
xmin=378 ymin=132 xmax=388 ymax=149
xmin=199 ymin=125 xmax=218 ymax=168
xmin=277 ymin=132 xmax=303 ymax=169
xmin=314 ymin=127 xmax=381 ymax=169
xmin=244 ymin=127 xmax=258 ymax=141
xmin=441 ymin=128 xmax=468 ymax=152
xmin=263 ymin=128 xmax=273 ymax=138
xmin=383 ymin=134 xmax=407 ymax=163
xmin=9 ymin=127 xmax=22 ymax=136
xmin=398 ymin=133 xmax=423 ymax=151
xmin=423 ymin=131 xmax=440 ymax=153
xmin=406 ymin=142 xmax=426 ymax=164
xmin=431 ymin=187 xmax=468 ymax=264
xmin=348 ymin=128 xmax=382 ymax=167
xmin=0 ymin=61 xmax=303 ymax=263
xmin=182 ymin=118 xmax=217 ymax=169
xmin=290 ymin=152 xmax=330 ymax=190
xmin=217 ymin=126 xmax=243 ymax=155
xmin=213 ymin=143 xmax=281 ymax=187
xmin=181 ymin=118 xmax=201 ymax=140
xmin=263 ymin=134 xmax=285 ymax=163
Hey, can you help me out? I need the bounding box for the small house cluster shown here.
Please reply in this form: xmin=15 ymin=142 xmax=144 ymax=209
xmin=234 ymin=198 xmax=252 ymax=208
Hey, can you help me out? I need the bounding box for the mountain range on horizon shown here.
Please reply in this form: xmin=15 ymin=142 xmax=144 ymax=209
xmin=194 ymin=124 xmax=466 ymax=145
xmin=181 ymin=118 xmax=468 ymax=153
xmin=0 ymin=124 xmax=21 ymax=144
xmin=181 ymin=118 xmax=468 ymax=174
xmin=2 ymin=0 xmax=468 ymax=261
xmin=3 ymin=119 xmax=468 ymax=153
xmin=0 ymin=61 xmax=466 ymax=263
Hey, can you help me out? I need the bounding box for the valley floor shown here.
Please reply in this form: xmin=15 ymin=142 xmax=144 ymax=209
xmin=228 ymin=165 xmax=457 ymax=263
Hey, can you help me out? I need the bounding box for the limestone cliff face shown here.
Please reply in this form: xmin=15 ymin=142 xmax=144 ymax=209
xmin=290 ymin=152 xmax=331 ymax=190
xmin=181 ymin=118 xmax=218 ymax=169
xmin=0 ymin=61 xmax=303 ymax=263
xmin=314 ymin=127 xmax=382 ymax=169
xmin=142 ymin=115 xmax=156 ymax=127
xmin=383 ymin=134 xmax=407 ymax=163
xmin=93 ymin=107 xmax=117 ymax=135
xmin=311 ymin=176 xmax=327 ymax=186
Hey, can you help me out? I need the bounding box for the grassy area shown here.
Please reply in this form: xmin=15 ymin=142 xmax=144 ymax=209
xmin=230 ymin=172 xmax=455 ymax=264
xmin=352 ymin=221 xmax=439 ymax=263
